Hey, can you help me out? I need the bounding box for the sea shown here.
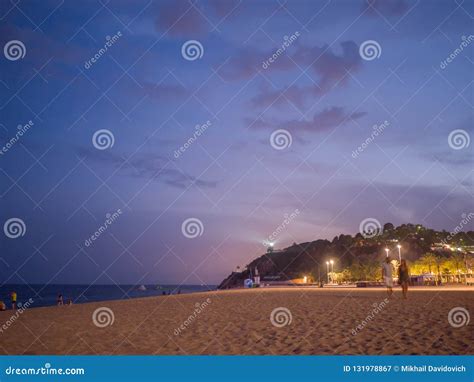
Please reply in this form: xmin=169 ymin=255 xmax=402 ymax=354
xmin=0 ymin=284 xmax=216 ymax=309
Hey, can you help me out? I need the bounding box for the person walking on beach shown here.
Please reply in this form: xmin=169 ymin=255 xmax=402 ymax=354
xmin=57 ymin=294 xmax=64 ymax=306
xmin=398 ymin=259 xmax=410 ymax=299
xmin=382 ymin=257 xmax=393 ymax=298
xmin=10 ymin=291 xmax=17 ymax=310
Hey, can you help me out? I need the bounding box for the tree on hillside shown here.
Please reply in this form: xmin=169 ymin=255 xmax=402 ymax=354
xmin=420 ymin=253 xmax=437 ymax=274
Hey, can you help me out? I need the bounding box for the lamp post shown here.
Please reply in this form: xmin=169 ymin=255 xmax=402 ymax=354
xmin=326 ymin=261 xmax=330 ymax=284
xmin=267 ymin=242 xmax=274 ymax=253
xmin=397 ymin=244 xmax=402 ymax=262
xmin=330 ymin=260 xmax=334 ymax=283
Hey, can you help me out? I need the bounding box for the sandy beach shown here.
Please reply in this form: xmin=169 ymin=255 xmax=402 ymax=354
xmin=0 ymin=287 xmax=472 ymax=355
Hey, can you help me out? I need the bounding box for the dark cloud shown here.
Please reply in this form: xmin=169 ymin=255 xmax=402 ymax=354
xmin=297 ymin=41 xmax=361 ymax=91
xmin=249 ymin=41 xmax=362 ymax=109
xmin=428 ymin=153 xmax=473 ymax=168
xmin=281 ymin=107 xmax=366 ymax=132
xmin=0 ymin=24 xmax=85 ymax=72
xmin=251 ymin=84 xmax=315 ymax=109
xmin=76 ymin=147 xmax=217 ymax=189
xmin=362 ymin=0 xmax=410 ymax=17
xmin=247 ymin=106 xmax=366 ymax=134
xmin=217 ymin=46 xmax=297 ymax=81
xmin=207 ymin=0 xmax=242 ymax=17
xmin=139 ymin=81 xmax=188 ymax=100
xmin=155 ymin=2 xmax=209 ymax=37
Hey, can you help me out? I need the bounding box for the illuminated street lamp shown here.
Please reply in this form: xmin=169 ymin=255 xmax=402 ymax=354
xmin=397 ymin=244 xmax=402 ymax=261
xmin=326 ymin=261 xmax=330 ymax=284
xmin=330 ymin=260 xmax=334 ymax=284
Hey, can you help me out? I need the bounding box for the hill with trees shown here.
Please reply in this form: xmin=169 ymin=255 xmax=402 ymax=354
xmin=218 ymin=223 xmax=474 ymax=289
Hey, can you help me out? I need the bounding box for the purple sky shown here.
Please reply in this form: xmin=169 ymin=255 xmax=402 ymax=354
xmin=0 ymin=0 xmax=473 ymax=285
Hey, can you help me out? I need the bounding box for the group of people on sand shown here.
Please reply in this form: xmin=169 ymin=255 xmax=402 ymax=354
xmin=57 ymin=294 xmax=73 ymax=306
xmin=0 ymin=292 xmax=74 ymax=311
xmin=382 ymin=257 xmax=410 ymax=299
xmin=0 ymin=291 xmax=17 ymax=311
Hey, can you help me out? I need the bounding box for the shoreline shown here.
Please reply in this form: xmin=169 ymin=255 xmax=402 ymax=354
xmin=0 ymin=284 xmax=472 ymax=311
xmin=0 ymin=287 xmax=472 ymax=355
